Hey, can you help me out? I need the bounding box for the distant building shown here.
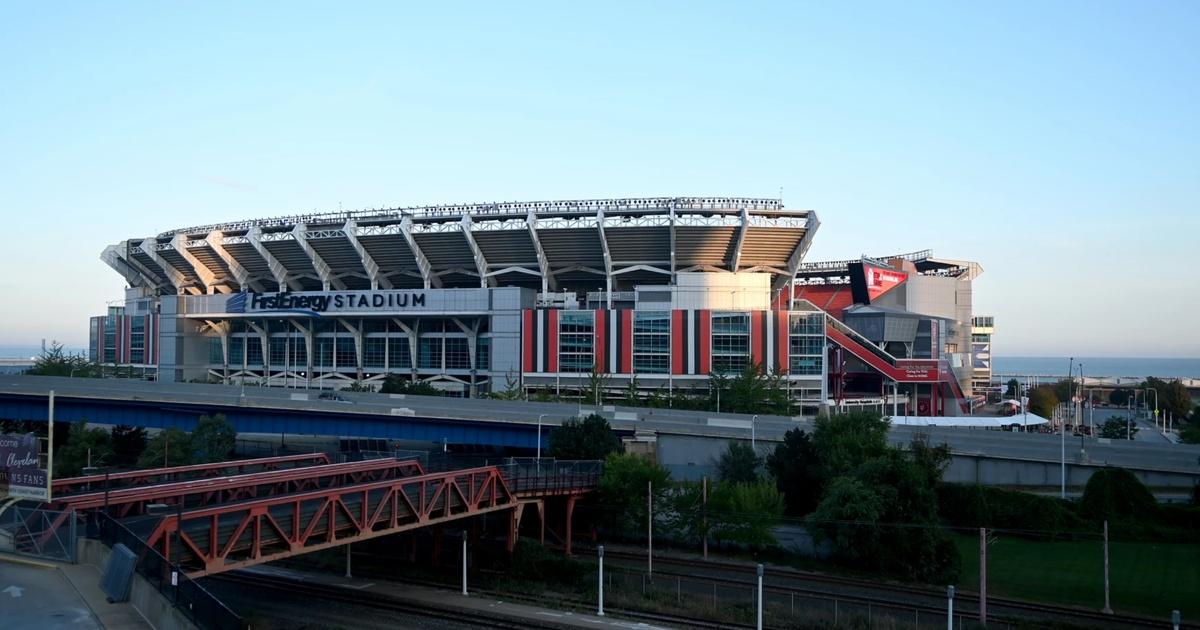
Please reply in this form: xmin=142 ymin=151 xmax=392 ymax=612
xmin=89 ymin=196 xmax=984 ymax=415
xmin=971 ymin=316 xmax=995 ymax=398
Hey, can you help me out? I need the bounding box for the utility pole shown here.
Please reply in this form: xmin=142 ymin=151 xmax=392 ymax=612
xmin=597 ymin=545 xmax=605 ymax=616
xmin=702 ymin=476 xmax=708 ymax=559
xmin=947 ymin=585 xmax=955 ymax=630
xmin=756 ymin=564 xmax=764 ymax=630
xmin=1102 ymin=520 xmax=1112 ymax=614
xmin=979 ymin=527 xmax=988 ymax=626
xmin=647 ymin=480 xmax=653 ymax=575
xmin=461 ymin=532 xmax=468 ymax=596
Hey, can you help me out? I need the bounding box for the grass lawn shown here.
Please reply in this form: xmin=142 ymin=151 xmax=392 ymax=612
xmin=951 ymin=533 xmax=1198 ymax=618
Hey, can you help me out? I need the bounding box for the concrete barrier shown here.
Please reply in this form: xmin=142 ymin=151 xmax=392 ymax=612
xmin=77 ymin=538 xmax=197 ymax=630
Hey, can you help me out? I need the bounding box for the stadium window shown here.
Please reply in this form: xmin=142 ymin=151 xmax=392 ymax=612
xmin=711 ymin=312 xmax=749 ymax=374
xmin=314 ymin=338 xmax=334 ymax=369
xmin=246 ymin=337 xmax=263 ymax=366
xmin=558 ymin=311 xmax=594 ymax=373
xmin=418 ymin=337 xmax=442 ymax=370
xmin=475 ymin=337 xmax=490 ymax=371
xmin=387 ymin=336 xmax=411 ymax=370
xmin=335 ymin=337 xmax=356 ymax=369
xmin=364 ymin=338 xmax=386 ymax=368
xmin=269 ymin=338 xmax=287 ymax=368
xmin=445 ymin=337 xmax=470 ymax=370
xmin=789 ymin=313 xmax=824 ymax=376
xmin=208 ymin=338 xmax=223 ymax=365
xmin=633 ymin=311 xmax=670 ymax=374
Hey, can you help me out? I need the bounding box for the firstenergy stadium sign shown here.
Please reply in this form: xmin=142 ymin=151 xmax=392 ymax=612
xmin=232 ymin=291 xmax=427 ymax=314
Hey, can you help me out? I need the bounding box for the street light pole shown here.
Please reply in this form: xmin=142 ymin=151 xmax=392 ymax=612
xmin=536 ymin=414 xmax=545 ymax=461
xmin=751 ymin=414 xmax=757 ymax=452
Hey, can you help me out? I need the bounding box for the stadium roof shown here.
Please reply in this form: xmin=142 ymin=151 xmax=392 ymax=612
xmin=102 ymin=196 xmax=820 ymax=296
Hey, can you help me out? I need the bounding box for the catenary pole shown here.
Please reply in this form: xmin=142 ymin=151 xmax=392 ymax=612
xmin=647 ymin=480 xmax=653 ymax=575
xmin=597 ymin=545 xmax=605 ymax=616
xmin=461 ymin=533 xmax=468 ymax=596
xmin=979 ymin=527 xmax=987 ymax=625
xmin=947 ymin=585 xmax=955 ymax=630
xmin=756 ymin=564 xmax=764 ymax=630
xmin=1102 ymin=520 xmax=1112 ymax=614
xmin=702 ymin=476 xmax=708 ymax=560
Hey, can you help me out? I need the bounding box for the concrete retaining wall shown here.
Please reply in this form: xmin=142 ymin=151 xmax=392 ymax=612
xmin=77 ymin=538 xmax=197 ymax=630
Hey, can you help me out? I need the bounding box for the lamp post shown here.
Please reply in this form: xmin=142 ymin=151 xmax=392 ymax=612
xmin=597 ymin=545 xmax=605 ymax=616
xmin=536 ymin=414 xmax=546 ymax=461
xmin=1144 ymin=388 xmax=1159 ymax=431
xmin=751 ymin=414 xmax=757 ymax=452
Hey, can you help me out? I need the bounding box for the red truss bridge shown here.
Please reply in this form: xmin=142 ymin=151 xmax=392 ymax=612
xmin=35 ymin=454 xmax=600 ymax=578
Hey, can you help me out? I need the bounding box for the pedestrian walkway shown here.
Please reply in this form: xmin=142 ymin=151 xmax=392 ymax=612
xmin=0 ymin=552 xmax=152 ymax=630
xmin=241 ymin=564 xmax=676 ymax=630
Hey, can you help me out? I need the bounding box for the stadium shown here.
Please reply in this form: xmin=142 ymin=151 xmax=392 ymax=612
xmin=90 ymin=196 xmax=986 ymax=416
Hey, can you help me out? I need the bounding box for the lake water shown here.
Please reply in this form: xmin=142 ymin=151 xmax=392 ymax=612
xmin=993 ymin=356 xmax=1200 ymax=379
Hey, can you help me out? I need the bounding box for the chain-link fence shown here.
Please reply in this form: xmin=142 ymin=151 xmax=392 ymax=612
xmin=600 ymin=564 xmax=997 ymax=630
xmin=0 ymin=505 xmax=76 ymax=562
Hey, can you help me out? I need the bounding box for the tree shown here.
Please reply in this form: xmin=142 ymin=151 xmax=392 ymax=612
xmin=1027 ymin=386 xmax=1059 ymax=419
xmin=716 ymin=441 xmax=760 ymax=484
xmin=1109 ymin=388 xmax=1132 ymax=406
xmin=343 ymin=381 xmax=375 ymax=392
xmin=708 ymin=364 xmax=790 ymax=415
xmin=584 ymin=369 xmax=610 ymax=405
xmin=27 ymin=341 xmax=96 ymax=378
xmin=547 ymin=413 xmax=623 ymax=460
xmin=1099 ymin=416 xmax=1138 ymax=440
xmin=1052 ymin=379 xmax=1075 ymax=403
xmin=109 ymin=425 xmax=148 ymax=468
xmin=138 ymin=427 xmax=193 ymax=469
xmin=811 ymin=447 xmax=960 ymax=583
xmin=1180 ymin=420 xmax=1200 ymax=445
xmin=812 ymin=410 xmax=890 ymax=479
xmin=1144 ymin=377 xmax=1193 ymax=420
xmin=192 ymin=414 xmax=237 ymax=462
xmin=487 ymin=372 xmax=524 ymax=400
xmin=766 ymin=428 xmax=823 ymax=515
xmin=596 ymin=453 xmax=671 ymax=537
xmin=379 ymin=375 xmax=442 ymax=396
xmin=708 ymin=479 xmax=785 ymax=549
xmin=1003 ymin=379 xmax=1019 ymax=398
xmin=55 ymin=421 xmax=114 ymax=476
xmin=1080 ymin=467 xmax=1157 ymax=522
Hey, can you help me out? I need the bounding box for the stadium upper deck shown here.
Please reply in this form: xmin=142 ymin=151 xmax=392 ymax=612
xmin=102 ymin=197 xmax=819 ymax=300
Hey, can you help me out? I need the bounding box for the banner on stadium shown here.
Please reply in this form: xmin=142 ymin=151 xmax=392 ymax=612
xmin=0 ymin=432 xmax=50 ymax=502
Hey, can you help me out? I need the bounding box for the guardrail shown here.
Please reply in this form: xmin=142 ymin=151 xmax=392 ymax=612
xmin=91 ymin=512 xmax=245 ymax=630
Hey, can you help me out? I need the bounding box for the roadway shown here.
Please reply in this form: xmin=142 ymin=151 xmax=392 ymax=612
xmin=3 ymin=375 xmax=1199 ymax=476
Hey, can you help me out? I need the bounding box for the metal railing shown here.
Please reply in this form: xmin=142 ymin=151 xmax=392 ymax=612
xmin=0 ymin=506 xmax=76 ymax=562
xmin=91 ymin=513 xmax=245 ymax=630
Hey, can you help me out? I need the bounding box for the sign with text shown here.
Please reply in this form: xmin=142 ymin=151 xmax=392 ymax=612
xmin=227 ymin=290 xmax=430 ymax=316
xmin=0 ymin=433 xmax=49 ymax=501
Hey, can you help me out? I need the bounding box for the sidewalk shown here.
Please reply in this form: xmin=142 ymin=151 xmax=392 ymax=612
xmin=242 ymin=564 xmax=677 ymax=630
xmin=1 ymin=552 xmax=152 ymax=630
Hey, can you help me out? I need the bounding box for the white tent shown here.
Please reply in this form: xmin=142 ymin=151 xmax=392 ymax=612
xmin=890 ymin=414 xmax=1049 ymax=428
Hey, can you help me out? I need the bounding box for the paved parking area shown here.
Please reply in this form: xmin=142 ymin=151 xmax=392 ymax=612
xmin=0 ymin=560 xmax=101 ymax=629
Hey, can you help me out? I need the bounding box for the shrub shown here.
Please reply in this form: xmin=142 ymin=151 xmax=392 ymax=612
xmin=938 ymin=484 xmax=1084 ymax=537
xmin=1080 ymin=467 xmax=1157 ymax=522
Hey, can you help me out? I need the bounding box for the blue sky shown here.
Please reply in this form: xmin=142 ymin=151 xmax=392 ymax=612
xmin=0 ymin=2 xmax=1196 ymax=357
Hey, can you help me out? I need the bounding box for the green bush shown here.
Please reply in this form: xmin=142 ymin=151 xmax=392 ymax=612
xmin=938 ymin=484 xmax=1085 ymax=537
xmin=1080 ymin=467 xmax=1157 ymax=522
xmin=508 ymin=539 xmax=592 ymax=584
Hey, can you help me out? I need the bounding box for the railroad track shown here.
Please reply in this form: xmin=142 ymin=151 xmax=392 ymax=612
xmin=597 ymin=548 xmax=1191 ymax=630
xmin=210 ymin=569 xmax=747 ymax=630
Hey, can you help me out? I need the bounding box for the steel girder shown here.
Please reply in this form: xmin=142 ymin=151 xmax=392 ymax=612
xmin=52 ymin=458 xmax=425 ymax=517
xmin=147 ymin=465 xmax=517 ymax=577
xmin=52 ymin=453 xmax=331 ymax=496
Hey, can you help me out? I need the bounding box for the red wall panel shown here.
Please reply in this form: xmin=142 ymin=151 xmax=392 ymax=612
xmin=546 ymin=309 xmax=559 ymax=373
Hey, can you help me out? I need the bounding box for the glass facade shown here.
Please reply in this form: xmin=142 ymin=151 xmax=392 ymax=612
xmin=711 ymin=312 xmax=749 ymax=374
xmin=633 ymin=311 xmax=670 ymax=374
xmin=558 ymin=311 xmax=594 ymax=373
xmin=475 ymin=337 xmax=490 ymax=371
xmin=388 ymin=336 xmax=411 ymax=369
xmin=445 ymin=337 xmax=471 ymax=370
xmin=789 ymin=312 xmax=825 ymax=375
xmin=364 ymin=338 xmax=386 ymax=368
xmin=335 ymin=337 xmax=356 ymax=369
xmin=418 ymin=337 xmax=441 ymax=369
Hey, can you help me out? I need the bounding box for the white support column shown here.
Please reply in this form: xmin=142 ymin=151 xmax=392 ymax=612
xmin=668 ymin=204 xmax=677 ymax=285
xmin=171 ymin=234 xmax=226 ymax=294
xmin=459 ymin=215 xmax=493 ymax=288
xmin=293 ymin=223 xmax=346 ymax=291
xmin=101 ymin=244 xmax=155 ymax=289
xmin=596 ymin=208 xmax=613 ymax=308
xmin=206 ymin=231 xmax=265 ymax=292
xmin=247 ymin=227 xmax=301 ymax=291
xmin=773 ymin=211 xmax=822 ymax=292
xmin=343 ymin=220 xmax=392 ymax=290
xmin=729 ymin=206 xmax=750 ymax=272
xmin=139 ymin=238 xmax=189 ymax=294
xmin=392 ymin=318 xmax=419 ymax=376
xmin=526 ymin=210 xmax=555 ymax=292
xmin=399 ymin=215 xmax=440 ymax=289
